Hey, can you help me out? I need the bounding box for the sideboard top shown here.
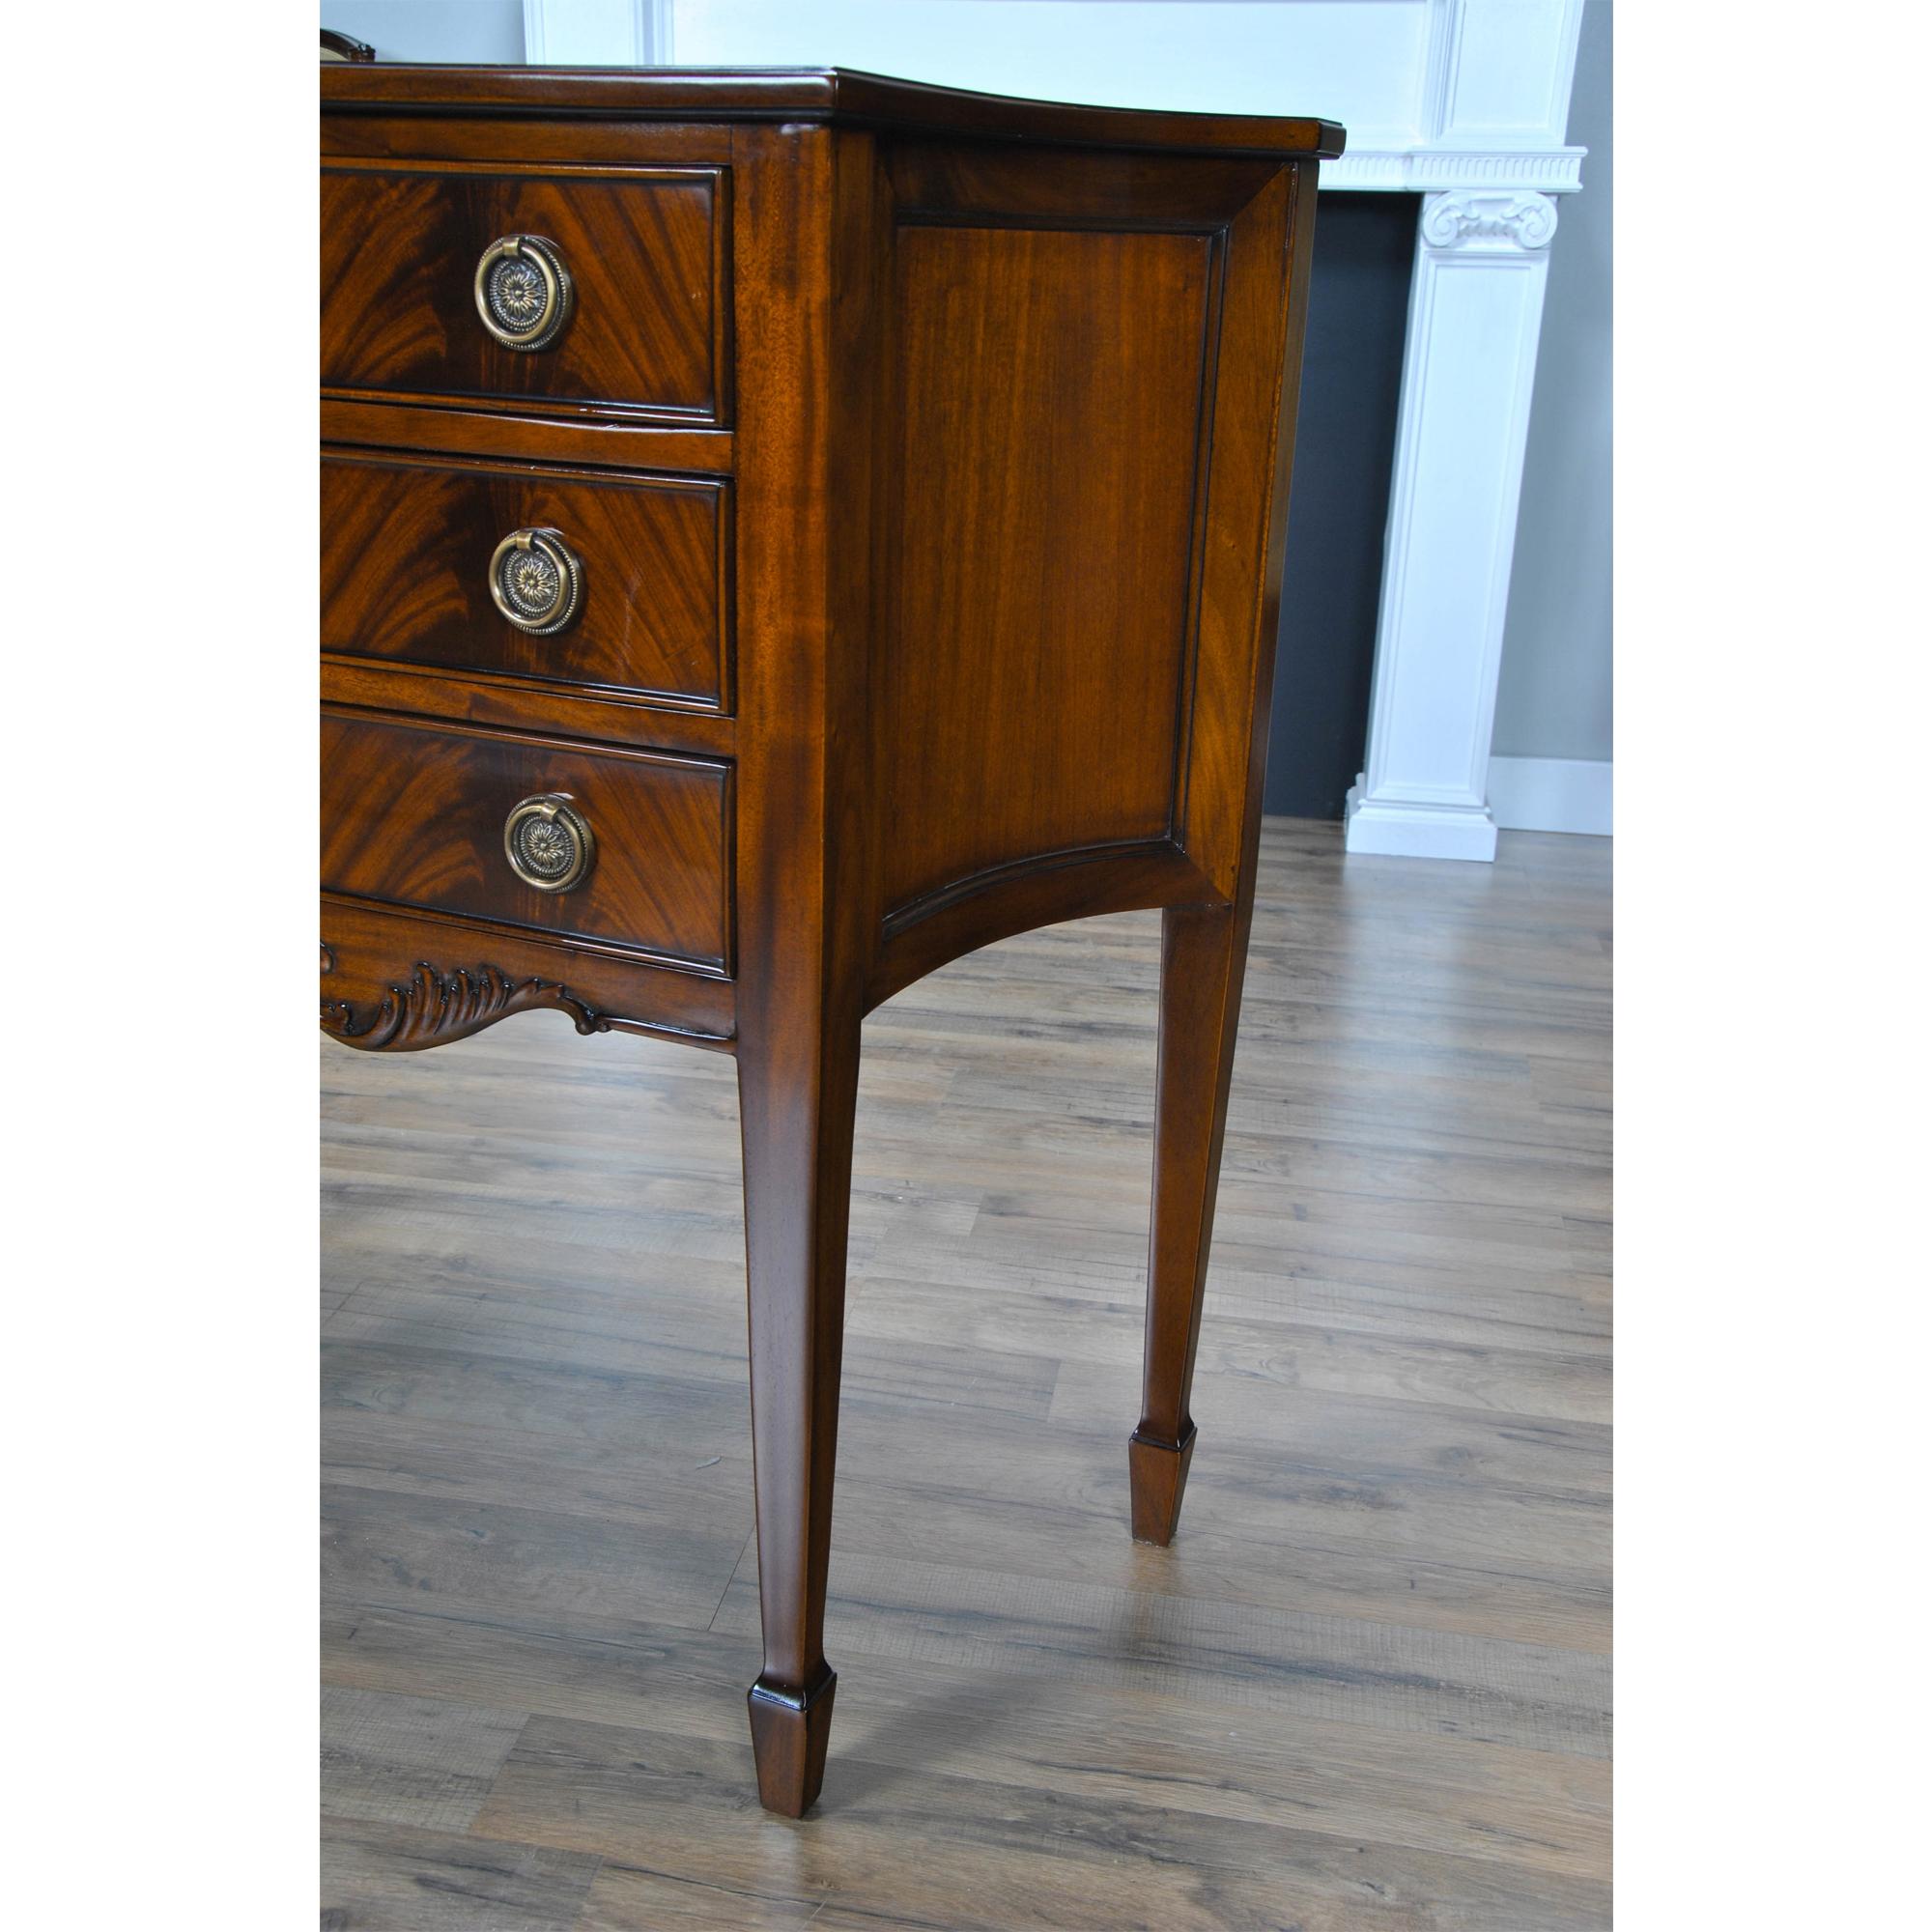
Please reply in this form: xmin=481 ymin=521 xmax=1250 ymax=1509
xmin=320 ymin=63 xmax=1345 ymax=160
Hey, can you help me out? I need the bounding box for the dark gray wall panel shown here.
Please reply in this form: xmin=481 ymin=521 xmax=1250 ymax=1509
xmin=1266 ymin=193 xmax=1417 ymax=819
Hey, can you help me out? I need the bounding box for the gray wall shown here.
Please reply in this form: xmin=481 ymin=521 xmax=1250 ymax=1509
xmin=1265 ymin=195 xmax=1417 ymax=818
xmin=321 ymin=1 xmax=524 ymax=63
xmin=1492 ymin=0 xmax=1612 ymax=763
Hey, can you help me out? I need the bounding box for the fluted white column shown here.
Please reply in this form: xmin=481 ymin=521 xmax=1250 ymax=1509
xmin=1344 ymin=189 xmax=1560 ymax=861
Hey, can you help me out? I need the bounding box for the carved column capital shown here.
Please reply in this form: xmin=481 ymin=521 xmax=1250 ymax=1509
xmin=1420 ymin=189 xmax=1559 ymax=252
xmin=1346 ymin=176 xmax=1565 ymax=861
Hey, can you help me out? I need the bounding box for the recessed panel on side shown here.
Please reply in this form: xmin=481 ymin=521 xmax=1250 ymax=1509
xmin=881 ymin=216 xmax=1215 ymax=914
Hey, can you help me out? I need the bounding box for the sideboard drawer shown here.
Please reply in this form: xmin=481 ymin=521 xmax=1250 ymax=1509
xmin=322 ymin=452 xmax=729 ymax=709
xmin=321 ymin=711 xmax=732 ymax=973
xmin=321 ymin=164 xmax=729 ymax=422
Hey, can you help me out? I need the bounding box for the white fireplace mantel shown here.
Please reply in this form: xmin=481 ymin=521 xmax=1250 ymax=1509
xmin=528 ymin=0 xmax=1590 ymax=861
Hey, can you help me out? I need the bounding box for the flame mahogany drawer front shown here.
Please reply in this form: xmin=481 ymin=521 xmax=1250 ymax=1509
xmin=320 ymin=163 xmax=730 ymax=421
xmin=320 ymin=710 xmax=732 ymax=974
xmin=321 ymin=451 xmax=730 ymax=709
xmin=323 ymin=63 xmax=1341 ymax=1827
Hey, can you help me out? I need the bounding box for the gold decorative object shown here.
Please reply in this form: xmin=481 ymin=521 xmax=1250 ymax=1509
xmin=473 ymin=234 xmax=575 ymax=351
xmin=503 ymin=793 xmax=596 ymax=893
xmin=488 ymin=526 xmax=583 ymax=636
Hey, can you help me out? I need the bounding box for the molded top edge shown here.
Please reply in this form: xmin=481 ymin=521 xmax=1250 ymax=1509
xmin=320 ymin=63 xmax=1345 ymax=159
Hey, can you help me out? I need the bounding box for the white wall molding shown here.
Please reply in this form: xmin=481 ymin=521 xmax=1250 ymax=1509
xmin=1426 ymin=0 xmax=1582 ymax=146
xmin=1308 ymin=0 xmax=1586 ymax=196
xmin=1343 ymin=186 xmax=1560 ymax=864
xmin=1335 ymin=3 xmax=1587 ymax=861
xmin=524 ymin=0 xmax=668 ymax=65
xmin=1421 ymin=188 xmax=1560 ymax=250
xmin=1327 ymin=146 xmax=1584 ymax=193
xmin=1487 ymin=756 xmax=1612 ymax=836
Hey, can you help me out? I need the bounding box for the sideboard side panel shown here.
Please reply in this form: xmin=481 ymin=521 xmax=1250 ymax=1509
xmin=1176 ymin=161 xmax=1311 ymax=902
xmin=869 ymin=144 xmax=1308 ymax=955
xmin=879 ymin=213 xmax=1214 ymax=913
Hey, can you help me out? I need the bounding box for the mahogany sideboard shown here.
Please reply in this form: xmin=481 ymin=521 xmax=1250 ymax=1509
xmin=321 ymin=64 xmax=1342 ymax=1817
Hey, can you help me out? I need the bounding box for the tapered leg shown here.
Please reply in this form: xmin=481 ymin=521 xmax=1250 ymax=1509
xmin=736 ymin=1010 xmax=862 ymax=1816
xmin=1132 ymin=899 xmax=1249 ymax=1545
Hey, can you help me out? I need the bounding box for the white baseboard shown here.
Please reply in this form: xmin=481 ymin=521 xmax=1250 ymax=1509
xmin=1486 ymin=756 xmax=1612 ymax=835
xmin=1344 ymin=781 xmax=1499 ymax=862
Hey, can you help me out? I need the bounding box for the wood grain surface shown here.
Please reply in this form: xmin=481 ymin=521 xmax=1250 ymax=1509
xmin=322 ymin=164 xmax=727 ymax=421
xmin=322 ymin=820 xmax=1613 ymax=1928
xmin=322 ymin=452 xmax=729 ymax=709
xmin=321 ymin=710 xmax=732 ymax=972
xmin=320 ymin=63 xmax=1346 ymax=162
xmin=879 ymin=219 xmax=1211 ymax=911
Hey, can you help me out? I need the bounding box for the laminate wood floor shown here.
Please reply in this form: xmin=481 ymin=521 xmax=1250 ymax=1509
xmin=322 ymin=818 xmax=1612 ymax=1931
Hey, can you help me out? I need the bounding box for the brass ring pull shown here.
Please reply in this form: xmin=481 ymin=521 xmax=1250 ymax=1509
xmin=489 ymin=526 xmax=583 ymax=636
xmin=503 ymin=794 xmax=596 ymax=894
xmin=474 ymin=234 xmax=575 ymax=352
